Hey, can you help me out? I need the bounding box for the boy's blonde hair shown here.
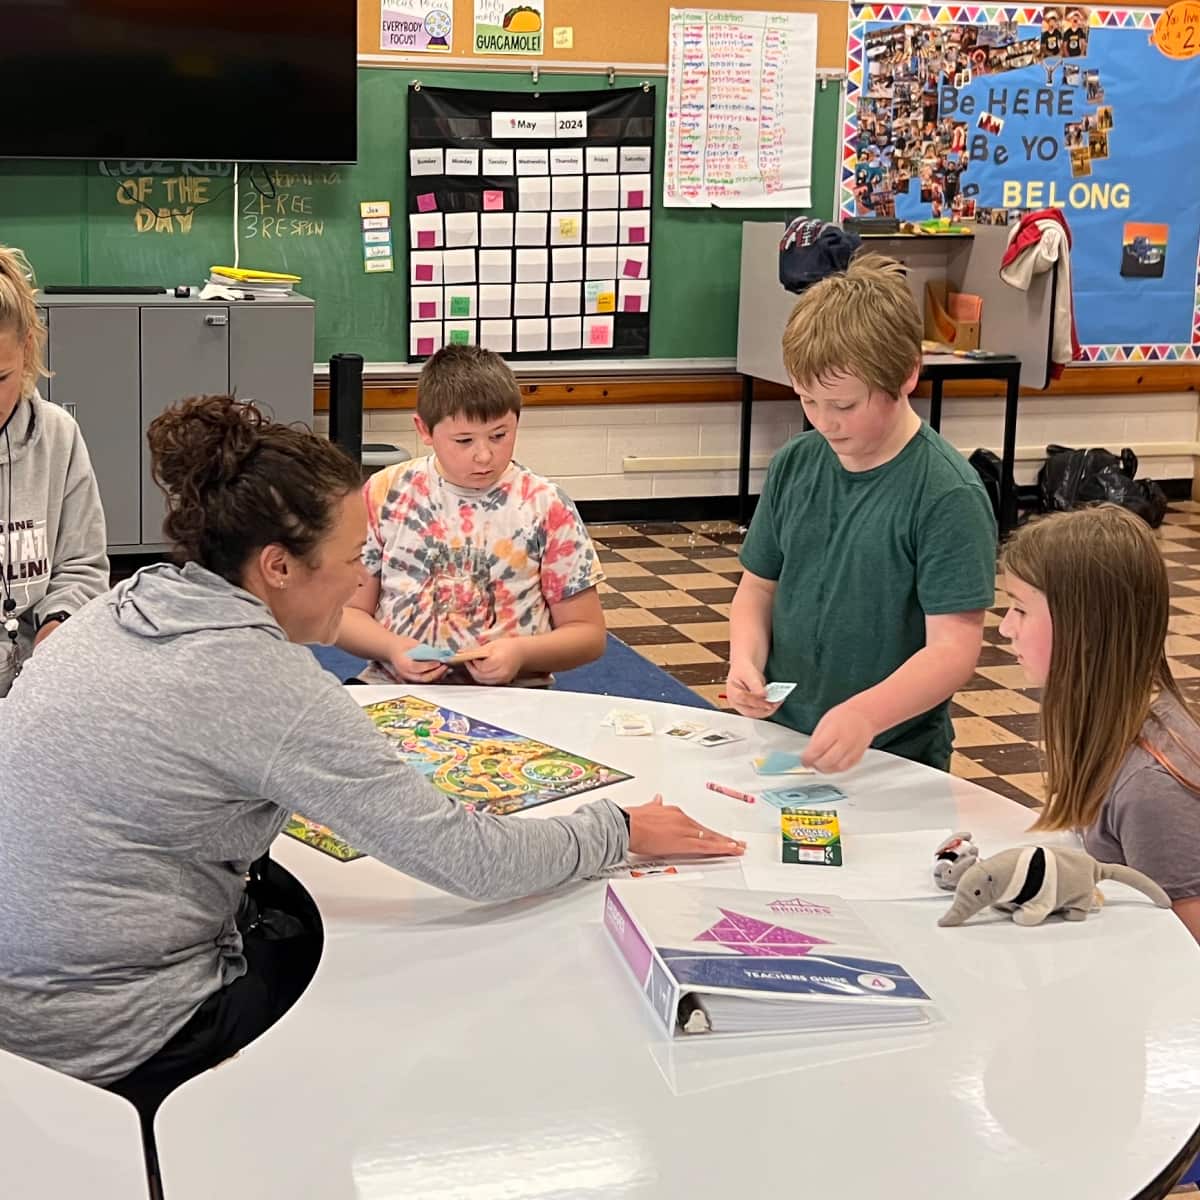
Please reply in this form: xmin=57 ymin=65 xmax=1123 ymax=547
xmin=781 ymin=252 xmax=922 ymax=397
xmin=0 ymin=246 xmax=48 ymax=399
xmin=417 ymin=344 xmax=522 ymax=430
xmin=1002 ymin=504 xmax=1200 ymax=832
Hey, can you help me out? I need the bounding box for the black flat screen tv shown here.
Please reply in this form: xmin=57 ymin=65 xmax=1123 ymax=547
xmin=0 ymin=1 xmax=357 ymax=162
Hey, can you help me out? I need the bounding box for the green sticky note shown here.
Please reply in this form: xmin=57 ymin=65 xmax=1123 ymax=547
xmin=450 ymin=295 xmax=471 ymax=317
xmin=450 ymin=328 xmax=470 ymax=345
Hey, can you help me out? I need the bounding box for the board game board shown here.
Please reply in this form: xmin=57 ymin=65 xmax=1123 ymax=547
xmin=285 ymin=695 xmax=632 ymax=861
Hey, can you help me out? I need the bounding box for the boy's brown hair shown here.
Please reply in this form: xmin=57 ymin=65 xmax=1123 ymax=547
xmin=417 ymin=344 xmax=522 ymax=429
xmin=781 ymin=252 xmax=922 ymax=398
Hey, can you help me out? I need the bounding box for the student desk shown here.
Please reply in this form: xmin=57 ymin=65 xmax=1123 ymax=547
xmin=155 ymin=687 xmax=1200 ymax=1200
xmin=0 ymin=1045 xmax=149 ymax=1199
xmin=737 ymin=352 xmax=1023 ymax=533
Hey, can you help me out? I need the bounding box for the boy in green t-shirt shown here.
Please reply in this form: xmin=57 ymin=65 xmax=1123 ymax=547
xmin=728 ymin=254 xmax=996 ymax=772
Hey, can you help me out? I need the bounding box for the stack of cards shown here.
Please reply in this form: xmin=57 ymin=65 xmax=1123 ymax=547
xmin=602 ymin=708 xmax=654 ymax=736
xmin=760 ymin=783 xmax=846 ymax=810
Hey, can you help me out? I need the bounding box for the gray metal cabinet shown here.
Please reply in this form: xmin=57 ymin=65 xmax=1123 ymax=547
xmin=139 ymin=307 xmax=231 ymax=544
xmin=43 ymin=306 xmax=141 ymax=546
xmin=37 ymin=292 xmax=315 ymax=553
xmin=229 ymin=304 xmax=315 ymax=420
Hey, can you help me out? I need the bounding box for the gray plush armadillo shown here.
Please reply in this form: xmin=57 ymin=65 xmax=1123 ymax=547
xmin=938 ymin=845 xmax=1172 ymax=927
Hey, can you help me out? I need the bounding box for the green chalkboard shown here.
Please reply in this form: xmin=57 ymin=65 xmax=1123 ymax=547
xmin=0 ymin=70 xmax=840 ymax=363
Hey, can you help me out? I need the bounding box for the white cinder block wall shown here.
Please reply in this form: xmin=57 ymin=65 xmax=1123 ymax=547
xmin=314 ymin=390 xmax=1199 ymax=501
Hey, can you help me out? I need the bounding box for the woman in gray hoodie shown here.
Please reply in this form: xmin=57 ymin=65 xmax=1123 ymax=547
xmin=0 ymin=393 xmax=742 ymax=1123
xmin=0 ymin=245 xmax=108 ymax=695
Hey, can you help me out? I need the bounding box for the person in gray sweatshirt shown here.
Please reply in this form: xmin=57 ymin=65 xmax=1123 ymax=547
xmin=0 ymin=245 xmax=108 ymax=695
xmin=0 ymin=393 xmax=743 ymax=1119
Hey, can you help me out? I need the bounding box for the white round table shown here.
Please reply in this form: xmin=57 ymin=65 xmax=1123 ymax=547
xmin=154 ymin=686 xmax=1200 ymax=1200
xmin=0 ymin=1044 xmax=148 ymax=1199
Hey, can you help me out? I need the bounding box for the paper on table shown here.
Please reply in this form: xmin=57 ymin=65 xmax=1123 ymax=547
xmin=480 ymin=212 xmax=514 ymax=247
xmin=737 ymin=829 xmax=950 ymax=902
xmin=516 ymin=248 xmax=549 ymax=283
xmin=518 ymin=176 xmax=551 ymax=211
xmin=479 ymin=249 xmax=513 ymax=284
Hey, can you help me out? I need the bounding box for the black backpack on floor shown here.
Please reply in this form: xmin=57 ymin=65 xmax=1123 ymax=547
xmin=1036 ymin=444 xmax=1168 ymax=528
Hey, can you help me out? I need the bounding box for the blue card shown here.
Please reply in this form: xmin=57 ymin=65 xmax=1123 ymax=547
xmin=761 ymin=783 xmax=847 ymax=808
xmin=407 ymin=644 xmax=455 ymax=662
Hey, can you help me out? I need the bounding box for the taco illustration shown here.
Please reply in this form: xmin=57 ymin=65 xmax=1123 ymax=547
xmin=502 ymin=5 xmax=542 ymax=32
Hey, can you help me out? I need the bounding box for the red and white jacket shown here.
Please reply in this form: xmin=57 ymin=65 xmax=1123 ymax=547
xmin=999 ymin=208 xmax=1081 ymax=379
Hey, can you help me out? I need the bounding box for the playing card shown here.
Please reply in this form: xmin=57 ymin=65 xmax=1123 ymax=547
xmin=664 ymin=721 xmax=706 ymax=740
xmin=752 ymin=751 xmax=813 ymax=776
xmin=764 ymin=681 xmax=797 ymax=703
xmin=615 ymin=713 xmax=654 ymax=737
xmin=761 ymin=783 xmax=847 ymax=809
xmin=696 ymin=729 xmax=743 ymax=748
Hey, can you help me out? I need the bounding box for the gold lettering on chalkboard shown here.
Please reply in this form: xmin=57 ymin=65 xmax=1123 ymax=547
xmin=116 ymin=175 xmax=210 ymax=235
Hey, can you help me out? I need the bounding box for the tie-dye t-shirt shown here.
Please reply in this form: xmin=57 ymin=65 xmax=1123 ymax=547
xmin=359 ymin=455 xmax=604 ymax=681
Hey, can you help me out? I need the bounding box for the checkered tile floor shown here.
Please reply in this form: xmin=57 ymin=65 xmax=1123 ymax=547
xmin=589 ymin=501 xmax=1200 ymax=816
xmin=593 ymin=506 xmax=1200 ymax=1196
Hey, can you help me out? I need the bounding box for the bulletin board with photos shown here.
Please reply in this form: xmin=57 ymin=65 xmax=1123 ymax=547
xmin=842 ymin=5 xmax=1200 ymax=363
xmin=406 ymin=85 xmax=654 ymax=361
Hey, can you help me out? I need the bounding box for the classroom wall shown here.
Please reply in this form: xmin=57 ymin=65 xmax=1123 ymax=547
xmin=313 ymin=390 xmax=1200 ymax=501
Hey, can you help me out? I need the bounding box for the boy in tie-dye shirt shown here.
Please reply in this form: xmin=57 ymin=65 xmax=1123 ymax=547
xmin=337 ymin=345 xmax=606 ymax=686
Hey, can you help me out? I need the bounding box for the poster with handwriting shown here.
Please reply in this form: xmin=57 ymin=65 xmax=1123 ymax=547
xmin=843 ymin=5 xmax=1200 ymax=363
xmin=665 ymin=9 xmax=818 ymax=207
xmin=381 ymin=0 xmax=454 ymax=52
xmin=474 ymin=0 xmax=544 ymax=55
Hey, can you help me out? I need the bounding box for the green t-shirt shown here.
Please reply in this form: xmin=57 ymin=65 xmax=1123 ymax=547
xmin=740 ymin=423 xmax=997 ymax=769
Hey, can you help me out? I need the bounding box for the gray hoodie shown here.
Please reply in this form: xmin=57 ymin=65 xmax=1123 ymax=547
xmin=0 ymin=391 xmax=109 ymax=696
xmin=0 ymin=562 xmax=628 ymax=1086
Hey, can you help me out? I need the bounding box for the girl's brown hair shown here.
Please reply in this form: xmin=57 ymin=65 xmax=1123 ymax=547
xmin=0 ymin=245 xmax=49 ymax=400
xmin=1002 ymin=504 xmax=1200 ymax=831
xmin=147 ymin=394 xmax=361 ymax=584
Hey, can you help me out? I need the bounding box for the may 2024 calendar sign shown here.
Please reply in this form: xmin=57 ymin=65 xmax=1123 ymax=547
xmin=843 ymin=5 xmax=1200 ymax=361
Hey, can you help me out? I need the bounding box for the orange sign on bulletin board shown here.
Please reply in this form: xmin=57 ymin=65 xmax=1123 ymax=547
xmin=1151 ymin=0 xmax=1200 ymax=59
xmin=359 ymin=0 xmax=850 ymax=69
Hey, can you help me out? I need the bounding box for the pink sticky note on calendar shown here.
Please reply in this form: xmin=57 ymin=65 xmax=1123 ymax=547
xmin=622 ymin=258 xmax=643 ymax=278
xmin=629 ymin=225 xmax=646 ymax=244
xmin=418 ymin=301 xmax=437 ymax=318
xmin=628 ymin=189 xmax=645 ymax=208
xmin=417 ymin=229 xmax=436 ymax=248
xmin=415 ymin=263 xmax=434 ymax=281
xmin=623 ymin=295 xmax=642 ymax=313
xmin=417 ymin=338 xmax=435 ymax=355
xmin=417 ymin=193 xmax=437 ymax=212
xmin=589 ymin=322 xmax=610 ymax=346
xmin=483 ymin=190 xmax=505 ymax=211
